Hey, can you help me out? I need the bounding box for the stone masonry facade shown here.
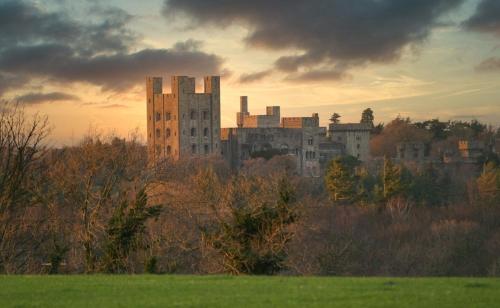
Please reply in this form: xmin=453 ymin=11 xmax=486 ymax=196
xmin=147 ymin=75 xmax=370 ymax=176
xmin=146 ymin=76 xmax=221 ymax=161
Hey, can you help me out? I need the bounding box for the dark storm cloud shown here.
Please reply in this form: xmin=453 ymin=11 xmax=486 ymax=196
xmin=0 ymin=1 xmax=136 ymax=54
xmin=463 ymin=0 xmax=500 ymax=36
xmin=239 ymin=70 xmax=272 ymax=83
xmin=164 ymin=0 xmax=464 ymax=78
xmin=0 ymin=1 xmax=225 ymax=94
xmin=0 ymin=43 xmax=223 ymax=90
xmin=15 ymin=92 xmax=79 ymax=105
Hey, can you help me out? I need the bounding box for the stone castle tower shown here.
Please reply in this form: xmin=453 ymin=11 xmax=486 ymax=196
xmin=146 ymin=76 xmax=221 ymax=162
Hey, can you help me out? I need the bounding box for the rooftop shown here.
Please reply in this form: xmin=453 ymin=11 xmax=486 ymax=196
xmin=329 ymin=123 xmax=372 ymax=131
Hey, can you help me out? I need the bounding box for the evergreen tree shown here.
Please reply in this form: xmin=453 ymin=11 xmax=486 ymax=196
xmin=204 ymin=177 xmax=298 ymax=275
xmin=360 ymin=108 xmax=374 ymax=127
xmin=325 ymin=156 xmax=361 ymax=203
xmin=102 ymin=189 xmax=161 ymax=273
xmin=409 ymin=164 xmax=450 ymax=206
xmin=330 ymin=113 xmax=341 ymax=124
xmin=477 ymin=162 xmax=500 ymax=206
xmin=382 ymin=157 xmax=411 ymax=200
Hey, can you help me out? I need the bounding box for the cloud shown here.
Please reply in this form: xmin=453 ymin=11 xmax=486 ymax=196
xmin=238 ymin=70 xmax=272 ymax=83
xmin=99 ymin=104 xmax=129 ymax=109
xmin=0 ymin=1 xmax=225 ymax=93
xmin=0 ymin=73 xmax=27 ymax=96
xmin=285 ymin=69 xmax=350 ymax=83
xmin=475 ymin=57 xmax=500 ymax=72
xmin=463 ymin=0 xmax=500 ymax=36
xmin=164 ymin=0 xmax=464 ymax=79
xmin=0 ymin=43 xmax=224 ymax=91
xmin=15 ymin=92 xmax=79 ymax=105
xmin=0 ymin=1 xmax=136 ymax=54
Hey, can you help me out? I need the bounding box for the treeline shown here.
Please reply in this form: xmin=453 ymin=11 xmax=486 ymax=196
xmin=1 ymin=105 xmax=500 ymax=276
xmin=370 ymin=115 xmax=499 ymax=161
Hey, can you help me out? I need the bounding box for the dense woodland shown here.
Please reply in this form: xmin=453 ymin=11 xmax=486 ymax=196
xmin=1 ymin=105 xmax=500 ymax=276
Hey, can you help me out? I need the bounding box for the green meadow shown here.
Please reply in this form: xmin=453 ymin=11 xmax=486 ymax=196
xmin=1 ymin=275 xmax=499 ymax=307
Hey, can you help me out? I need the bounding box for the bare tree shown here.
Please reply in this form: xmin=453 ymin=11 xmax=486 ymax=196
xmin=0 ymin=103 xmax=50 ymax=273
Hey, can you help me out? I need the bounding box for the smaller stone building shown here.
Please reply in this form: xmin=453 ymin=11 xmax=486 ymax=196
xmin=396 ymin=141 xmax=426 ymax=162
xmin=328 ymin=123 xmax=372 ymax=161
xmin=458 ymin=140 xmax=485 ymax=163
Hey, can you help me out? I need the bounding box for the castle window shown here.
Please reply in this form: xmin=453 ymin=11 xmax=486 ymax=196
xmin=357 ymin=144 xmax=360 ymax=149
xmin=155 ymin=128 xmax=160 ymax=138
xmin=191 ymin=128 xmax=196 ymax=137
xmin=166 ymin=145 xmax=171 ymax=155
xmin=166 ymin=128 xmax=171 ymax=138
xmin=165 ymin=112 xmax=171 ymax=121
xmin=308 ymin=138 xmax=313 ymax=145
xmin=155 ymin=112 xmax=161 ymax=121
xmin=204 ymin=144 xmax=209 ymax=154
xmin=191 ymin=144 xmax=196 ymax=154
xmin=356 ymin=136 xmax=361 ymax=141
xmin=190 ymin=110 xmax=197 ymax=120
xmin=204 ymin=128 xmax=209 ymax=137
xmin=202 ymin=110 xmax=209 ymax=120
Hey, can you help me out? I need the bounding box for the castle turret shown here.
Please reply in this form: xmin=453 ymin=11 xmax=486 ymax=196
xmin=237 ymin=96 xmax=249 ymax=128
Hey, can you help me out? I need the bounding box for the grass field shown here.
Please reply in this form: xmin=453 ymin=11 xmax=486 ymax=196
xmin=1 ymin=275 xmax=499 ymax=307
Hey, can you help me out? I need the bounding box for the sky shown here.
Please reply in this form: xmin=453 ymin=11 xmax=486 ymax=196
xmin=1 ymin=0 xmax=500 ymax=145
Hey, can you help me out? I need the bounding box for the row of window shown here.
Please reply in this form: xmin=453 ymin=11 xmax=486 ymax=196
xmin=156 ymin=144 xmax=214 ymax=155
xmin=154 ymin=128 xmax=212 ymax=138
xmin=154 ymin=111 xmax=213 ymax=122
xmin=305 ymin=151 xmax=316 ymax=160
xmin=192 ymin=144 xmax=211 ymax=154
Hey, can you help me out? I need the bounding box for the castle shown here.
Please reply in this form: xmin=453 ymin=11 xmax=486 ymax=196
xmin=146 ymin=76 xmax=221 ymax=161
xmin=146 ymin=76 xmax=371 ymax=176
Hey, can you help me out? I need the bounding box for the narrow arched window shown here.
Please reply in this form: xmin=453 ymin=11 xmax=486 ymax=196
xmin=191 ymin=128 xmax=196 ymax=137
